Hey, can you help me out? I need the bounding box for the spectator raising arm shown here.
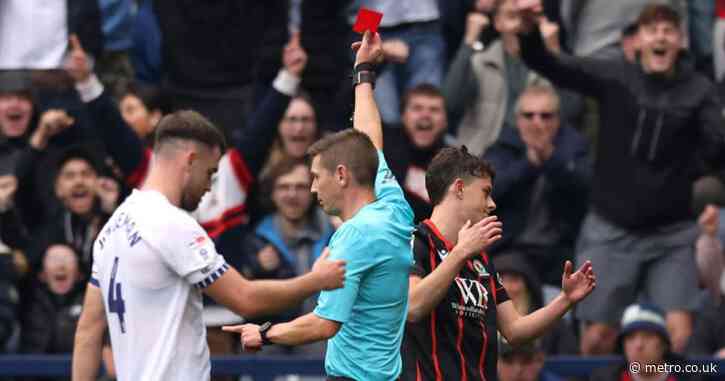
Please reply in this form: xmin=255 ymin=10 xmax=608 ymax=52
xmin=233 ymin=31 xmax=308 ymax=177
xmin=65 ymin=35 xmax=148 ymax=186
xmin=441 ymin=13 xmax=489 ymax=119
xmin=516 ymin=10 xmax=623 ymax=98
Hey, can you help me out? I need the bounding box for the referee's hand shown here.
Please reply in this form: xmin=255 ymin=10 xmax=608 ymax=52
xmin=223 ymin=324 xmax=262 ymax=353
xmin=311 ymin=248 xmax=346 ymax=290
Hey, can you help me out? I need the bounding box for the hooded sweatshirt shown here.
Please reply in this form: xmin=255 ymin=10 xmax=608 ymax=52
xmin=520 ymin=30 xmax=725 ymax=230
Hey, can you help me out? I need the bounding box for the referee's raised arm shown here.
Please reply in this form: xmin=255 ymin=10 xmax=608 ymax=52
xmin=351 ymin=31 xmax=384 ymax=150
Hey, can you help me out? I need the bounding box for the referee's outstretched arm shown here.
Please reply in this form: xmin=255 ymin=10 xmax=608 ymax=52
xmin=351 ymin=31 xmax=384 ymax=150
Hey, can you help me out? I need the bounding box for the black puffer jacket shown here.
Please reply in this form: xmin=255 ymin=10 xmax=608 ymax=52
xmin=520 ymin=30 xmax=725 ymax=230
xmin=0 ymin=254 xmax=19 ymax=350
xmin=19 ymin=281 xmax=85 ymax=354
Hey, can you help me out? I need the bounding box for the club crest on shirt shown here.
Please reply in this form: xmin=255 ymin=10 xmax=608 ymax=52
xmin=437 ymin=248 xmax=449 ymax=260
xmin=472 ymin=259 xmax=489 ymax=278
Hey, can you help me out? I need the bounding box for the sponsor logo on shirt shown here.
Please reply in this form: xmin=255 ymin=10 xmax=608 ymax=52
xmin=452 ymin=277 xmax=489 ymax=319
xmin=188 ymin=234 xmax=214 ymax=265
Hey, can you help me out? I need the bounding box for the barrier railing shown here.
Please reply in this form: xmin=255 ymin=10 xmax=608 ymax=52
xmin=0 ymin=355 xmax=723 ymax=379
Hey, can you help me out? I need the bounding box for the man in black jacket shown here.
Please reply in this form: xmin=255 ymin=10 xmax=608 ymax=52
xmin=517 ymin=3 xmax=725 ymax=354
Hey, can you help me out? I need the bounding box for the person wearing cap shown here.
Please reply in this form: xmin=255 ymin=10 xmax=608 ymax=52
xmin=497 ymin=334 xmax=561 ymax=381
xmin=591 ymin=303 xmax=700 ymax=381
xmin=23 ymin=146 xmax=120 ymax=278
xmin=0 ymin=70 xmax=36 ymax=172
xmin=0 ymin=70 xmax=97 ymax=231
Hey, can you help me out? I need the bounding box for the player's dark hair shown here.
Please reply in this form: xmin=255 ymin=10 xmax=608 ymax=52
xmin=426 ymin=146 xmax=496 ymax=206
xmin=153 ymin=110 xmax=226 ymax=152
xmin=307 ymin=129 xmax=378 ymax=187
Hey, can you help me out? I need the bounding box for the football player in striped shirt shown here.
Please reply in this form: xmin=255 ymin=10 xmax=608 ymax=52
xmin=401 ymin=146 xmax=596 ymax=381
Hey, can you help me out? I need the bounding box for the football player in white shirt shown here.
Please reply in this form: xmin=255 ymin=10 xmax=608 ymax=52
xmin=71 ymin=111 xmax=346 ymax=381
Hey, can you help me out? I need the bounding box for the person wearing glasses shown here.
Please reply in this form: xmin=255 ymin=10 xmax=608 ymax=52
xmin=482 ymin=84 xmax=592 ymax=287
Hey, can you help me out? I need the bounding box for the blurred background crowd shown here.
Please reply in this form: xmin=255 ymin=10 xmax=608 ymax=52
xmin=1 ymin=0 xmax=725 ymax=380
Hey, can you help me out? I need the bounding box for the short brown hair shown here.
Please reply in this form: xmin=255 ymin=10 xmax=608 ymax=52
xmin=261 ymin=157 xmax=309 ymax=194
xmin=400 ymin=83 xmax=445 ymax=113
xmin=153 ymin=110 xmax=227 ymax=152
xmin=307 ymin=129 xmax=378 ymax=187
xmin=637 ymin=4 xmax=681 ymax=28
xmin=259 ymin=156 xmax=310 ymax=212
xmin=426 ymin=146 xmax=496 ymax=206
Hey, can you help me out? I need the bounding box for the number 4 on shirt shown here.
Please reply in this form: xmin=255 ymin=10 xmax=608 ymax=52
xmin=108 ymin=257 xmax=127 ymax=333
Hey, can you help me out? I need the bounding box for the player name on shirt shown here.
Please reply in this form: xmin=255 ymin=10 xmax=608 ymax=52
xmin=97 ymin=211 xmax=142 ymax=251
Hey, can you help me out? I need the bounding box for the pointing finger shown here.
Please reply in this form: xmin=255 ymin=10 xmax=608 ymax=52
xmin=69 ymin=34 xmax=84 ymax=53
xmin=289 ymin=31 xmax=301 ymax=47
xmin=222 ymin=325 xmax=244 ymax=333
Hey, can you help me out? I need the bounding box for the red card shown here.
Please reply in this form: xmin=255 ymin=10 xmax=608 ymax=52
xmin=353 ymin=8 xmax=383 ymax=34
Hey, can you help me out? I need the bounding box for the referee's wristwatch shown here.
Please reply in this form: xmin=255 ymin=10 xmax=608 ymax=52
xmin=258 ymin=321 xmax=273 ymax=346
xmin=352 ymin=61 xmax=377 ymax=88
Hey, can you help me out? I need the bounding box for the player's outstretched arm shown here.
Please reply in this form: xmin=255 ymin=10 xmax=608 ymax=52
xmin=351 ymin=31 xmax=384 ymax=150
xmin=205 ymin=251 xmax=345 ymax=318
xmin=72 ymin=285 xmax=107 ymax=381
xmin=497 ymin=260 xmax=595 ymax=345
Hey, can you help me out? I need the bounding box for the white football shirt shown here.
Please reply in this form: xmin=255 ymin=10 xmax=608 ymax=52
xmin=91 ymin=190 xmax=229 ymax=381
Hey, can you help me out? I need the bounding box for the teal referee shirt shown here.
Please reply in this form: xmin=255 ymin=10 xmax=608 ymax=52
xmin=314 ymin=150 xmax=415 ymax=381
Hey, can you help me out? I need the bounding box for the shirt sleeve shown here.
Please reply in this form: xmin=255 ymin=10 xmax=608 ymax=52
xmin=153 ymin=215 xmax=229 ymax=289
xmin=410 ymin=231 xmax=430 ymax=278
xmin=375 ymin=150 xmax=413 ymax=217
xmin=313 ymin=224 xmax=372 ymax=323
xmin=492 ymin=271 xmax=510 ymax=305
xmin=89 ymin=256 xmax=101 ymax=287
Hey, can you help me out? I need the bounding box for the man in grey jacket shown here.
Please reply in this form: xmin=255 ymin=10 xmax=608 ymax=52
xmin=443 ymin=0 xmax=580 ymax=156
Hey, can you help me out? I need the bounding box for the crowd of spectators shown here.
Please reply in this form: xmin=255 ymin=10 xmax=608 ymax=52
xmin=1 ymin=0 xmax=725 ymax=380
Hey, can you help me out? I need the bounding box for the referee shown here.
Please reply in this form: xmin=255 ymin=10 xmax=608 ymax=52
xmin=224 ymin=31 xmax=415 ymax=381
